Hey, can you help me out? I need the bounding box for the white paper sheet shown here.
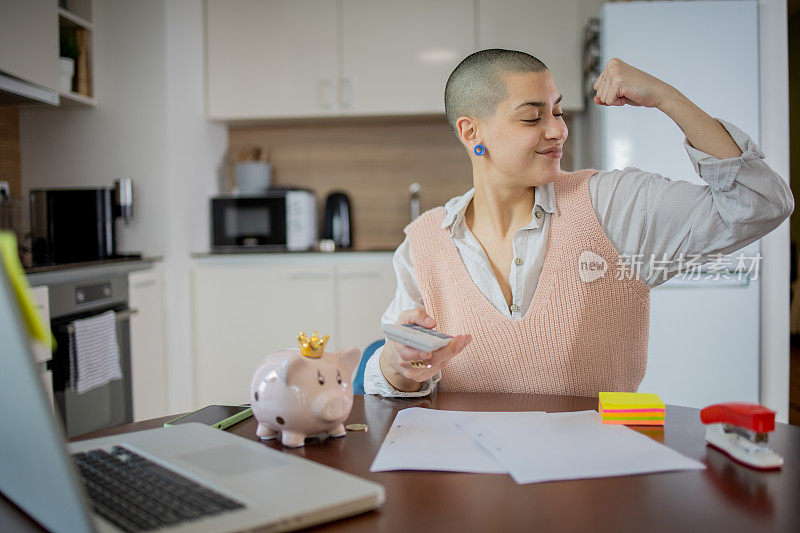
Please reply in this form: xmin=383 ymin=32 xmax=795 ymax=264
xmin=455 ymin=411 xmax=706 ymax=484
xmin=369 ymin=408 xmax=594 ymax=474
xmin=370 ymin=407 xmax=544 ymax=473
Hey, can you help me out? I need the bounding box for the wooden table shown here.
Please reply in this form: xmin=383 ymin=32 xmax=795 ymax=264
xmin=3 ymin=393 xmax=799 ymax=532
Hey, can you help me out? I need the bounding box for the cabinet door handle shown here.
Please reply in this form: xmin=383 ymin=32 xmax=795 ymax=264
xmin=318 ymin=79 xmax=334 ymax=110
xmin=340 ymin=77 xmax=353 ymax=109
xmin=66 ymin=308 xmax=139 ymax=334
xmin=339 ymin=271 xmax=381 ymax=279
xmin=131 ymin=279 xmax=156 ymax=289
xmin=655 ymin=277 xmax=751 ymax=289
xmin=288 ymin=272 xmax=332 ymax=280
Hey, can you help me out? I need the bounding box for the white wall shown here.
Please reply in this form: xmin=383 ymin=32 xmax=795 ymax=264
xmin=19 ymin=0 xmax=227 ymax=413
xmin=758 ymin=0 xmax=791 ymax=422
xmin=163 ymin=0 xmax=228 ymax=412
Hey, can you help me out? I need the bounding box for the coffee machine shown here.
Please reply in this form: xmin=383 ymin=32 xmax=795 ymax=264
xmin=30 ymin=178 xmax=138 ymax=266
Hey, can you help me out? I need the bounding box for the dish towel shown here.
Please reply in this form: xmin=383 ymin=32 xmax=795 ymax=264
xmin=68 ymin=310 xmax=123 ymax=394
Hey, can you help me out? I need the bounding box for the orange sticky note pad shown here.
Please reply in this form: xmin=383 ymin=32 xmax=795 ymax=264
xmin=601 ymin=419 xmax=664 ymax=426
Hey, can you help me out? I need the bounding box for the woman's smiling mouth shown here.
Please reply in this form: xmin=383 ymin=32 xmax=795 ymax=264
xmin=536 ymin=145 xmax=563 ymax=158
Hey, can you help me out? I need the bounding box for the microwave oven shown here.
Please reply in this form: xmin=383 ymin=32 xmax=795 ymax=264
xmin=210 ymin=189 xmax=317 ymax=252
xmin=30 ymin=188 xmax=121 ymax=266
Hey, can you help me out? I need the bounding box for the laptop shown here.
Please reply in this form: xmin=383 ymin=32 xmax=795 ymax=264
xmin=0 ymin=260 xmax=384 ymax=533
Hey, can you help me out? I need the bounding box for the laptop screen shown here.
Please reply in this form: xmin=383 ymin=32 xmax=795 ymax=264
xmin=0 ymin=260 xmax=95 ymax=533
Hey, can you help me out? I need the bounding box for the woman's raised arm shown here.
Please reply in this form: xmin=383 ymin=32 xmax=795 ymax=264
xmin=593 ymin=57 xmax=742 ymax=159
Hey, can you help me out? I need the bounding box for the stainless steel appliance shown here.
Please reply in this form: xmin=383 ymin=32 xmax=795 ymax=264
xmin=29 ymin=180 xmax=137 ymax=266
xmin=114 ymin=178 xmax=134 ymax=224
xmin=409 ymin=182 xmax=421 ymax=222
xmin=47 ymin=274 xmax=135 ymax=438
xmin=210 ymin=188 xmax=317 ymax=252
xmin=321 ymin=191 xmax=352 ymax=249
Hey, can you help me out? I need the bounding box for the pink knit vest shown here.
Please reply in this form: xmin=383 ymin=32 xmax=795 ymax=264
xmin=404 ymin=169 xmax=650 ymax=396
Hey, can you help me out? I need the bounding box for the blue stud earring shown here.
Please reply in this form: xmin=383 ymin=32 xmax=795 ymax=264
xmin=474 ymin=144 xmax=486 ymax=156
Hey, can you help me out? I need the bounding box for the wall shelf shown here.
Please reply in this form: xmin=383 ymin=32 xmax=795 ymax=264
xmin=58 ymin=89 xmax=95 ymax=106
xmin=57 ymin=7 xmax=94 ymax=31
xmin=57 ymin=1 xmax=95 ymax=105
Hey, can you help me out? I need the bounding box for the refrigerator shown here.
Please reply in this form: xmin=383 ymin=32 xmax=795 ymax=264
xmin=581 ymin=1 xmax=761 ymax=408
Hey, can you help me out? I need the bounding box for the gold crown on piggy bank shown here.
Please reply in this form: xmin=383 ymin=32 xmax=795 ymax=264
xmin=297 ymin=331 xmax=329 ymax=358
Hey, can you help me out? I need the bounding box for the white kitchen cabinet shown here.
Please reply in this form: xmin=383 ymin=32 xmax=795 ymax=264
xmin=340 ymin=0 xmax=475 ymax=115
xmin=205 ymin=0 xmax=339 ymax=120
xmin=193 ymin=261 xmax=338 ymax=406
xmin=205 ymin=0 xmax=475 ymax=119
xmin=0 ymin=0 xmax=59 ymax=92
xmin=335 ymin=259 xmax=396 ymax=351
xmin=191 ymin=254 xmax=395 ymax=406
xmin=129 ymin=266 xmax=168 ymax=421
xmin=478 ymin=0 xmax=583 ymax=111
xmin=205 ymin=0 xmax=585 ymax=119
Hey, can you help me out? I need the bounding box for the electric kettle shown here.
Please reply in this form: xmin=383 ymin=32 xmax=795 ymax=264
xmin=321 ymin=191 xmax=352 ymax=249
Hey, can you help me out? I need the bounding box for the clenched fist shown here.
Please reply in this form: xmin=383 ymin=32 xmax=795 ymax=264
xmin=593 ymin=57 xmax=676 ymax=109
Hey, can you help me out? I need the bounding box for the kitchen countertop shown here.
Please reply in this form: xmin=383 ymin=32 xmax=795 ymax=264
xmin=26 ymin=257 xmax=161 ymax=287
xmin=192 ymin=248 xmax=396 ymax=256
xmin=192 ymin=250 xmax=395 ymax=267
xmin=24 ymin=255 xmax=153 ymax=275
xmin=193 ymin=249 xmax=393 ymax=257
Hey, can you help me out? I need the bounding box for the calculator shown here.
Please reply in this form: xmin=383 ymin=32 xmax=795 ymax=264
xmin=381 ymin=323 xmax=454 ymax=352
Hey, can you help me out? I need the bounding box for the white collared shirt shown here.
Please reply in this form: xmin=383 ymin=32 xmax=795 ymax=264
xmin=364 ymin=119 xmax=794 ymax=398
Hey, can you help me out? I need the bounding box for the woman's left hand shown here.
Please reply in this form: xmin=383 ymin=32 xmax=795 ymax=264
xmin=593 ymin=58 xmax=675 ymax=109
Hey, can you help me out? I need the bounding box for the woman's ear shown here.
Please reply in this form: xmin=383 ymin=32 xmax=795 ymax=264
xmin=456 ymin=116 xmax=479 ymax=152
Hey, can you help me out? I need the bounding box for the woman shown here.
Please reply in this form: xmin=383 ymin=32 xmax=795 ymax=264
xmin=364 ymin=49 xmax=794 ymax=397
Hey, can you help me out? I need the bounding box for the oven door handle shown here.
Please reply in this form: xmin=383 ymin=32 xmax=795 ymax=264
xmin=65 ymin=308 xmax=138 ymax=334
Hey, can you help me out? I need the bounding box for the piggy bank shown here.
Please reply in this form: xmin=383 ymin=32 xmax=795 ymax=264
xmin=250 ymin=331 xmax=361 ymax=447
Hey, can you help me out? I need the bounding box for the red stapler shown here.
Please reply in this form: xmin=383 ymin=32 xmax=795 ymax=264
xmin=700 ymin=403 xmax=783 ymax=470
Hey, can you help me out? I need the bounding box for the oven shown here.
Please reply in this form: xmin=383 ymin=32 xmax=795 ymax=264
xmin=46 ymin=274 xmax=135 ymax=438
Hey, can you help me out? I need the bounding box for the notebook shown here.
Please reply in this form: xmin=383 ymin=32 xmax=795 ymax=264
xmin=0 ymin=248 xmax=384 ymax=533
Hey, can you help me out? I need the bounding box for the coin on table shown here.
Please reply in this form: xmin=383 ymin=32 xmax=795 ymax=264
xmin=345 ymin=423 xmax=368 ymax=432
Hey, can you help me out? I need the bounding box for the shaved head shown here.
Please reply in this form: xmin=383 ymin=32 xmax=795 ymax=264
xmin=444 ymin=49 xmax=548 ymax=136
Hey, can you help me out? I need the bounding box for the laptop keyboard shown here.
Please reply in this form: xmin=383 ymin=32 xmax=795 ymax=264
xmin=72 ymin=445 xmax=245 ymax=532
